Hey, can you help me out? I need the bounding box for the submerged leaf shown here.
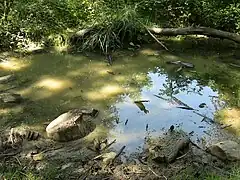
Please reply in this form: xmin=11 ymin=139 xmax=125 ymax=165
xmin=199 ymin=103 xmax=207 ymax=108
xmin=134 ymin=101 xmax=149 ymax=114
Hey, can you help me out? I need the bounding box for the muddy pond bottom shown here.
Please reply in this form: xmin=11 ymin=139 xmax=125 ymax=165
xmin=108 ymin=70 xmax=224 ymax=154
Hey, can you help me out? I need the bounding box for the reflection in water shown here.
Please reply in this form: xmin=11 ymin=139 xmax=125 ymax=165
xmin=134 ymin=101 xmax=149 ymax=114
xmin=109 ymin=72 xmax=222 ymax=153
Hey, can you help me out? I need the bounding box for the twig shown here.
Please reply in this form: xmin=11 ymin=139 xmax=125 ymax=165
xmin=146 ymin=28 xmax=169 ymax=51
xmin=172 ymin=96 xmax=195 ymax=110
xmin=13 ymin=156 xmax=21 ymax=165
xmin=148 ymin=166 xmax=167 ymax=180
xmin=112 ymin=146 xmax=126 ymax=163
xmin=136 ymin=19 xmax=169 ymax=51
xmin=124 ymin=119 xmax=128 ymax=125
xmin=220 ymin=124 xmax=232 ymax=129
xmin=138 ymin=157 xmax=148 ymax=165
xmin=153 ymin=94 xmax=169 ymax=101
xmin=189 ymin=140 xmax=206 ymax=152
xmin=193 ymin=111 xmax=215 ymax=123
xmin=203 ymin=131 xmax=211 ymax=136
xmin=92 ymin=154 xmax=103 ymax=160
xmin=0 ymin=86 xmax=17 ymax=93
xmin=229 ymin=63 xmax=240 ymax=68
xmin=176 ymin=106 xmax=195 ymax=110
xmin=101 ymin=139 xmax=116 ymax=151
xmin=134 ymin=100 xmax=150 ymax=103
xmin=148 ymin=167 xmax=161 ymax=178
xmin=0 ymin=58 xmax=7 ymax=62
xmin=107 ymin=71 xmax=115 ymax=75
xmin=176 ymin=151 xmax=189 ymax=160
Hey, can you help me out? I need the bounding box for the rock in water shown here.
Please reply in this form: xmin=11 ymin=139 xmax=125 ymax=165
xmin=207 ymin=141 xmax=240 ymax=161
xmin=0 ymin=93 xmax=23 ymax=103
xmin=46 ymin=109 xmax=99 ymax=142
xmin=180 ymin=61 xmax=194 ymax=68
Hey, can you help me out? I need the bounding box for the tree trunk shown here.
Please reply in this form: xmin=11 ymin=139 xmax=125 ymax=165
xmin=148 ymin=27 xmax=240 ymax=43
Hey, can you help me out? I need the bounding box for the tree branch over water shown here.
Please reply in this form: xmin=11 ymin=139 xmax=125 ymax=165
xmin=148 ymin=26 xmax=240 ymax=44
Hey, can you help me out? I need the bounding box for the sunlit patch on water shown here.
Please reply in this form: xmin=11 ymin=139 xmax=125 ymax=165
xmin=17 ymin=76 xmax=74 ymax=100
xmin=86 ymin=84 xmax=125 ymax=100
xmin=0 ymin=58 xmax=30 ymax=71
xmin=35 ymin=77 xmax=73 ymax=91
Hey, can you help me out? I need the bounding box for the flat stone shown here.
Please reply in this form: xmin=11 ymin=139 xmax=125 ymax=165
xmin=207 ymin=140 xmax=240 ymax=161
xmin=46 ymin=109 xmax=98 ymax=142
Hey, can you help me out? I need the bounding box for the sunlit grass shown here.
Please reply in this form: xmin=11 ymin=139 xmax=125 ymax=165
xmin=215 ymin=108 xmax=240 ymax=135
xmin=84 ymin=125 xmax=109 ymax=143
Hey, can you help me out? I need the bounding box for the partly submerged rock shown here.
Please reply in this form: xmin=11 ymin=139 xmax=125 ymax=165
xmin=0 ymin=92 xmax=23 ymax=104
xmin=207 ymin=140 xmax=240 ymax=161
xmin=148 ymin=131 xmax=190 ymax=163
xmin=166 ymin=60 xmax=194 ymax=68
xmin=180 ymin=61 xmax=194 ymax=68
xmin=46 ymin=109 xmax=99 ymax=142
xmin=199 ymin=103 xmax=207 ymax=108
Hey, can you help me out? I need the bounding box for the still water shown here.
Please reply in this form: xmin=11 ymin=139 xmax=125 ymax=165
xmin=0 ymin=47 xmax=239 ymax=153
xmin=109 ymin=70 xmax=223 ymax=153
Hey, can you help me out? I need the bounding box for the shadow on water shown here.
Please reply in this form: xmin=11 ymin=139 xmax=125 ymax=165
xmin=0 ymin=40 xmax=239 ymax=154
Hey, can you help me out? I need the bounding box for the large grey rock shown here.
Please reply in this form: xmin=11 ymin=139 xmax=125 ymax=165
xmin=207 ymin=140 xmax=240 ymax=161
xmin=46 ymin=109 xmax=99 ymax=142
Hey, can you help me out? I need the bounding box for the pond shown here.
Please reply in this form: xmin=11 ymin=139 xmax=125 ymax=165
xmin=0 ymin=44 xmax=239 ymax=155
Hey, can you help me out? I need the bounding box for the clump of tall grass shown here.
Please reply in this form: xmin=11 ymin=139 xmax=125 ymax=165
xmin=71 ymin=6 xmax=146 ymax=54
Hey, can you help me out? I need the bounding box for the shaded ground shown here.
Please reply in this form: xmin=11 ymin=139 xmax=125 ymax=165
xmin=0 ymin=38 xmax=240 ymax=179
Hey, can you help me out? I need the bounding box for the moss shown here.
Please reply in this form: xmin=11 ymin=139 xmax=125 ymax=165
xmin=215 ymin=108 xmax=240 ymax=135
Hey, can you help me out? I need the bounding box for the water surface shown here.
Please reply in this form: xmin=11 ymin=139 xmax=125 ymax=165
xmin=0 ymin=46 xmax=239 ymax=154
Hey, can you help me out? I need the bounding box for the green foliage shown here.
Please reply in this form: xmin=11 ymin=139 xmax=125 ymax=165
xmin=73 ymin=6 xmax=144 ymax=53
xmin=133 ymin=0 xmax=240 ymax=30
xmin=0 ymin=162 xmax=63 ymax=180
xmin=0 ymin=0 xmax=240 ymax=51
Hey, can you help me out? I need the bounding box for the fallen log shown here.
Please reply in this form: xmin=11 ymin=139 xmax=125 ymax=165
xmin=148 ymin=27 xmax=240 ymax=44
